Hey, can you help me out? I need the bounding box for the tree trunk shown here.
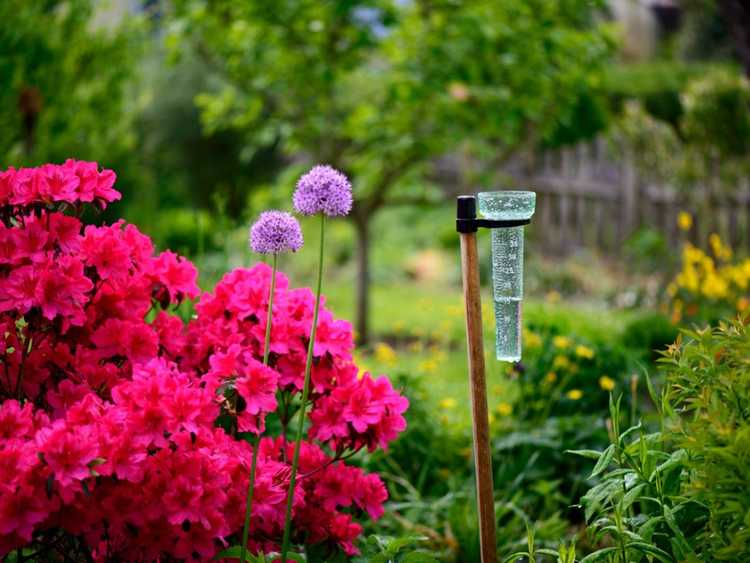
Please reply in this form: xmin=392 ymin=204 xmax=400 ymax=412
xmin=720 ymin=0 xmax=750 ymax=77
xmin=353 ymin=214 xmax=371 ymax=347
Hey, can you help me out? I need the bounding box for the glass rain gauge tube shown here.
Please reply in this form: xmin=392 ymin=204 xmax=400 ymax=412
xmin=477 ymin=191 xmax=536 ymax=362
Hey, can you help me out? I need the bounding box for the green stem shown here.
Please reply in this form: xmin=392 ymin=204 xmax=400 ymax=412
xmin=280 ymin=214 xmax=325 ymax=560
xmin=263 ymin=254 xmax=278 ymax=366
xmin=239 ymin=254 xmax=278 ymax=563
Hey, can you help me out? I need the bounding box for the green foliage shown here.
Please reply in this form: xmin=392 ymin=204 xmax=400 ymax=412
xmin=602 ymin=61 xmax=723 ymax=125
xmin=0 ymin=0 xmax=143 ymax=171
xmin=571 ymin=319 xmax=750 ymax=561
xmin=353 ymin=535 xmax=438 ymax=563
xmin=571 ymin=395 xmax=707 ymax=562
xmin=660 ymin=320 xmax=750 ymax=559
xmin=167 ymin=0 xmax=613 ymax=211
xmin=365 ymin=373 xmax=470 ymax=497
xmin=621 ymin=312 xmax=678 ymax=364
xmin=681 ymin=69 xmax=750 ymax=158
xmin=214 ymin=546 xmax=305 ymax=562
xmin=504 ymin=524 xmax=576 ymax=563
xmin=517 ymin=328 xmax=631 ymax=420
xmin=611 ymin=68 xmax=750 ymax=195
xmin=622 ymin=228 xmax=671 ymax=275
xmin=492 ymin=414 xmax=610 ymax=549
xmin=133 ymin=49 xmax=283 ymax=228
xmin=365 ymin=375 xmax=597 ymax=561
xmin=608 ymin=101 xmax=682 ymax=185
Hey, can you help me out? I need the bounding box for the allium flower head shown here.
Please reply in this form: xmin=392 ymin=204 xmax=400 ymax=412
xmin=293 ymin=165 xmax=352 ymax=217
xmin=249 ymin=211 xmax=304 ymax=255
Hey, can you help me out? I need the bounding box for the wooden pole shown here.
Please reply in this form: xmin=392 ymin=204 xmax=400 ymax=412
xmin=460 ymin=229 xmax=498 ymax=563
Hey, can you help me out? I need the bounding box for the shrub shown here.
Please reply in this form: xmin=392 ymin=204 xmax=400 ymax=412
xmin=571 ymin=395 xmax=707 ymax=562
xmin=0 ymin=162 xmax=407 ymax=559
xmin=571 ymin=318 xmax=750 ymax=561
xmin=660 ymin=320 xmax=750 ymax=559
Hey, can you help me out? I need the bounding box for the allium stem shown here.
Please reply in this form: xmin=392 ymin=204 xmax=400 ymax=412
xmin=281 ymin=214 xmax=325 ymax=560
xmin=263 ymin=254 xmax=278 ymax=366
xmin=240 ymin=253 xmax=277 ymax=563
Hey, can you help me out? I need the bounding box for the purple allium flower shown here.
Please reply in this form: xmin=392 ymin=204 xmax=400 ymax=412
xmin=293 ymin=165 xmax=353 ymax=217
xmin=249 ymin=211 xmax=304 ymax=255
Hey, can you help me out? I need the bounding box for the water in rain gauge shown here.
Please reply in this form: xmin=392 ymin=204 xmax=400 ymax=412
xmin=477 ymin=191 xmax=536 ymax=362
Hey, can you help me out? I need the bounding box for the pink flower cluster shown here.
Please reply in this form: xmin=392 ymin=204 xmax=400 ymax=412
xmin=0 ymin=160 xmax=120 ymax=208
xmin=0 ymin=162 xmax=407 ymax=559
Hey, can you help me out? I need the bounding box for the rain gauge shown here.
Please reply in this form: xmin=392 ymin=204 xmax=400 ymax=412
xmin=456 ymin=191 xmax=536 ymax=563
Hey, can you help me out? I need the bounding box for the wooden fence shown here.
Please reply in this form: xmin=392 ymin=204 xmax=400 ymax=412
xmin=505 ymin=138 xmax=750 ymax=255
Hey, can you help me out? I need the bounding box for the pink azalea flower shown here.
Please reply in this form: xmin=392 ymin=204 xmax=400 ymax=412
xmin=36 ymin=420 xmax=98 ymax=488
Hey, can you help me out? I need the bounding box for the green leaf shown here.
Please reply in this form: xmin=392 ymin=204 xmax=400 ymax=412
xmin=638 ymin=515 xmax=663 ymax=541
xmin=641 ymin=363 xmax=660 ymax=413
xmin=649 ymin=449 xmax=687 ymax=482
xmin=566 ymin=449 xmax=603 ymax=460
xmin=580 ymin=547 xmax=619 ymax=563
xmin=628 ymin=542 xmax=673 ymax=563
xmin=402 ymin=553 xmax=439 ymax=563
xmin=590 ymin=444 xmax=615 ymax=478
xmin=619 ymin=422 xmax=643 ymax=445
xmin=621 ymin=483 xmax=646 ymax=511
xmin=662 ymin=505 xmax=695 ymax=556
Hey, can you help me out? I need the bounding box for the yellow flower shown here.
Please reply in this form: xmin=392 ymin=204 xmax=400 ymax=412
xmin=575 ymin=345 xmax=594 ymax=360
xmin=566 ymin=389 xmax=583 ymax=400
xmin=599 ymin=375 xmax=616 ymax=391
xmin=439 ymin=397 xmax=457 ymax=410
xmin=418 ymin=358 xmax=438 ymax=373
xmin=373 ymin=342 xmax=397 ymax=367
xmin=552 ymin=355 xmax=571 ymax=370
xmin=546 ymin=290 xmax=561 ymax=303
xmin=553 ymin=335 xmax=571 ymax=349
xmin=545 ymin=371 xmax=557 ymax=384
xmin=701 ymin=273 xmax=728 ymax=299
xmin=523 ymin=329 xmax=542 ymax=349
xmin=496 ymin=402 xmax=513 ymax=416
xmin=677 ymin=211 xmax=693 ymax=231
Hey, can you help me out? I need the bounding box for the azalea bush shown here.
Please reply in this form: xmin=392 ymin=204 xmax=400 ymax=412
xmin=0 ymin=161 xmax=407 ymax=560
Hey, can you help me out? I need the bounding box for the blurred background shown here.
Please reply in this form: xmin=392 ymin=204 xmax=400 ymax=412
xmin=3 ymin=0 xmax=750 ymax=559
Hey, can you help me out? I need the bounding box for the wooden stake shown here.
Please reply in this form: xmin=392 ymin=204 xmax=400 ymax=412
xmin=459 ymin=230 xmax=498 ymax=563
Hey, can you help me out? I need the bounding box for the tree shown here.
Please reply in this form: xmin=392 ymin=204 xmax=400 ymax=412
xmin=0 ymin=0 xmax=143 ymax=194
xmin=168 ymin=0 xmax=613 ymax=343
